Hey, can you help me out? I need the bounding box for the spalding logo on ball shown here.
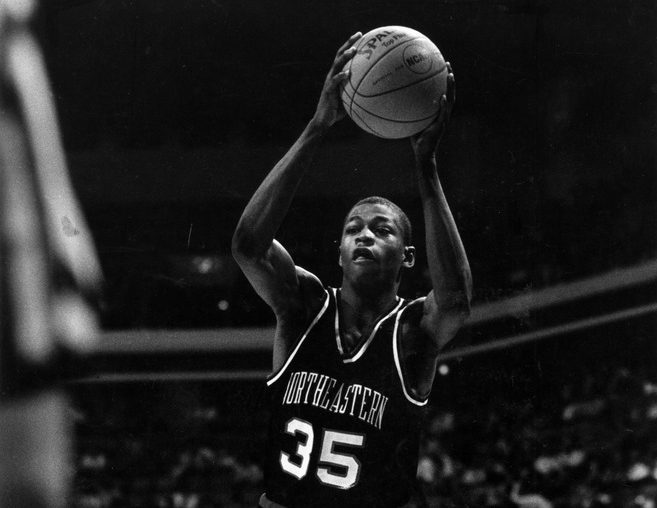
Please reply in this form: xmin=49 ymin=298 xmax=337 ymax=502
xmin=341 ymin=26 xmax=448 ymax=139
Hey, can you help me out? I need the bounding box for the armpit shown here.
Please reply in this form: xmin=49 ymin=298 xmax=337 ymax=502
xmin=396 ymin=299 xmax=440 ymax=401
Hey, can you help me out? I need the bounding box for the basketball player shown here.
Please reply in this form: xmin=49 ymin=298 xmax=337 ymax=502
xmin=232 ymin=32 xmax=472 ymax=508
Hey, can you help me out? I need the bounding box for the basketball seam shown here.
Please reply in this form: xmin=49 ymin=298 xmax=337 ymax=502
xmin=350 ymin=106 xmax=383 ymax=136
xmin=342 ymin=82 xmax=382 ymax=135
xmin=349 ymin=35 xmax=425 ymax=104
xmin=355 ymin=64 xmax=447 ymax=99
xmin=350 ymin=100 xmax=438 ymax=124
xmin=347 ymin=54 xmax=357 ymax=118
xmin=341 ymin=79 xmax=357 ymax=120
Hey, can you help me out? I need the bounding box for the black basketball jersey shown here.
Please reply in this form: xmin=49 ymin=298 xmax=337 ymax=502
xmin=263 ymin=287 xmax=429 ymax=508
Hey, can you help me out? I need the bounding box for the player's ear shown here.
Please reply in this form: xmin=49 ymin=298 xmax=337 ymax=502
xmin=338 ymin=245 xmax=343 ymax=267
xmin=403 ymin=246 xmax=415 ymax=268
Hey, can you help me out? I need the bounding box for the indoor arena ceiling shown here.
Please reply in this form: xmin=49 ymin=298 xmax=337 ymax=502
xmin=41 ymin=0 xmax=656 ymax=206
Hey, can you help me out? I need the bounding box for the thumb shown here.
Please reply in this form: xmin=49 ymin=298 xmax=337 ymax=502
xmin=328 ymin=69 xmax=350 ymax=91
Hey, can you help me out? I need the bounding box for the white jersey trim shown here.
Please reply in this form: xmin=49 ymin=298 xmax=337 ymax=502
xmin=340 ymin=296 xmax=405 ymax=364
xmin=393 ymin=297 xmax=429 ymax=406
xmin=331 ymin=288 xmax=343 ymax=355
xmin=266 ymin=289 xmax=330 ymax=387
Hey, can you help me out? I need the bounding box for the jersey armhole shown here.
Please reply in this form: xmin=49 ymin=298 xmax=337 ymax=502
xmin=266 ymin=288 xmax=330 ymax=386
xmin=393 ymin=297 xmax=430 ymax=406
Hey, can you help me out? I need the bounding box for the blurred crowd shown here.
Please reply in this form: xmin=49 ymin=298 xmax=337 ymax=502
xmin=70 ymin=355 xmax=657 ymax=508
xmin=418 ymin=364 xmax=657 ymax=507
xmin=72 ymin=408 xmax=265 ymax=508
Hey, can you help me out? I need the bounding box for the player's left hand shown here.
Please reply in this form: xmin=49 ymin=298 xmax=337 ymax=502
xmin=410 ymin=62 xmax=455 ymax=164
xmin=311 ymin=32 xmax=362 ymax=132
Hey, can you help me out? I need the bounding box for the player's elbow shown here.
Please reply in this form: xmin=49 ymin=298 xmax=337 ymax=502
xmin=461 ymin=265 xmax=473 ymax=308
xmin=449 ymin=271 xmax=473 ymax=325
xmin=435 ymin=301 xmax=470 ymax=350
xmin=426 ymin=290 xmax=471 ymax=345
xmin=439 ymin=287 xmax=472 ymax=332
xmin=443 ymin=296 xmax=471 ymax=329
xmin=231 ymin=224 xmax=259 ymax=264
xmin=439 ymin=281 xmax=472 ymax=317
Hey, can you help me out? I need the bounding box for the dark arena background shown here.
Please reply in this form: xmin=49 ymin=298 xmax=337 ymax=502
xmin=0 ymin=0 xmax=655 ymax=507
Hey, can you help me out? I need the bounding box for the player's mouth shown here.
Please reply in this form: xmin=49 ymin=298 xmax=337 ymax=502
xmin=352 ymin=247 xmax=375 ymax=262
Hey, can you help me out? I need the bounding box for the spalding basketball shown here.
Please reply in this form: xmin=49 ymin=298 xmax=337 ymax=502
xmin=341 ymin=26 xmax=448 ymax=139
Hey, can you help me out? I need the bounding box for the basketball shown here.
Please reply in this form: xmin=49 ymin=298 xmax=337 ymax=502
xmin=341 ymin=26 xmax=448 ymax=139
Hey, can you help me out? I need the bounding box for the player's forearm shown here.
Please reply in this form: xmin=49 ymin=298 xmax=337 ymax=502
xmin=416 ymin=160 xmax=472 ymax=315
xmin=232 ymin=121 xmax=325 ymax=260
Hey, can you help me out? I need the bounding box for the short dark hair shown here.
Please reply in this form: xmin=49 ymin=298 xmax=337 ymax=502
xmin=346 ymin=196 xmax=413 ymax=245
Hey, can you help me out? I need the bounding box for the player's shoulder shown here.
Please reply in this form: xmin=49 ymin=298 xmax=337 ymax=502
xmin=400 ymin=295 xmax=428 ymax=322
xmin=274 ymin=266 xmax=326 ymax=343
xmin=398 ymin=294 xmax=436 ymax=341
xmin=295 ymin=266 xmax=325 ymax=294
xmin=294 ymin=266 xmax=328 ymax=315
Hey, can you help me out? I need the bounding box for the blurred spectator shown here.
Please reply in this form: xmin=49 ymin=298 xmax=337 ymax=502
xmin=509 ymin=482 xmax=553 ymax=508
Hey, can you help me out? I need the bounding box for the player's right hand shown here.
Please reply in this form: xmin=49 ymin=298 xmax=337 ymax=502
xmin=311 ymin=32 xmax=362 ymax=132
xmin=410 ymin=62 xmax=455 ymax=165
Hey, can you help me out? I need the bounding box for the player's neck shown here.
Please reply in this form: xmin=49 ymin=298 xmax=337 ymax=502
xmin=339 ymin=283 xmax=399 ymax=323
xmin=338 ymin=285 xmax=399 ymax=352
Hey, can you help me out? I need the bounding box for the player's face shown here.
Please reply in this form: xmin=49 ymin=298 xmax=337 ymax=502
xmin=339 ymin=203 xmax=414 ymax=288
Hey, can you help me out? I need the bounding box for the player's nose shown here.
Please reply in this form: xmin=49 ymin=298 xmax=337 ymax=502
xmin=356 ymin=228 xmax=374 ymax=244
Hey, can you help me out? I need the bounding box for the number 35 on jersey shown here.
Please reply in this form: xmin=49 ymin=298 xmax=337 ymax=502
xmin=279 ymin=417 xmax=365 ymax=490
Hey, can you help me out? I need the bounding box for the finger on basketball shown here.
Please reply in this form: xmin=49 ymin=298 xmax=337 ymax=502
xmin=437 ymin=95 xmax=448 ymax=122
xmin=446 ymin=72 xmax=455 ymax=105
xmin=337 ymin=32 xmax=362 ymax=55
xmin=334 ymin=46 xmax=357 ymax=71
xmin=328 ymin=69 xmax=350 ymax=90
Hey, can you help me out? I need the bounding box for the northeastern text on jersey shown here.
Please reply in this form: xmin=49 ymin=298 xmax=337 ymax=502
xmin=281 ymin=370 xmax=389 ymax=430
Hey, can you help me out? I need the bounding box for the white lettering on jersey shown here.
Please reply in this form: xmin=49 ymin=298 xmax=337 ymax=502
xmin=281 ymin=371 xmax=389 ymax=430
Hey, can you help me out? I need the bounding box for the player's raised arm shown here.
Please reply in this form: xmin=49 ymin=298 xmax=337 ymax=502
xmin=410 ymin=64 xmax=472 ymax=350
xmin=231 ymin=32 xmax=362 ymax=316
